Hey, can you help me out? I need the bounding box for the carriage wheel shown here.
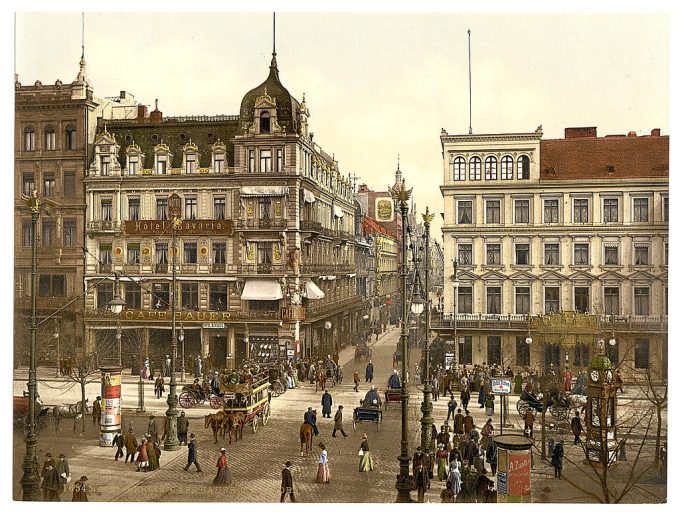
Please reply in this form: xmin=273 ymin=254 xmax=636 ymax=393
xmin=516 ymin=399 xmax=529 ymax=418
xmin=353 ymin=419 xmax=357 ymax=431
xmin=262 ymin=405 xmax=269 ymax=426
xmin=549 ymin=404 xmax=569 ymax=422
xmin=209 ymin=395 xmax=222 ymax=409
xmin=252 ymin=415 xmax=258 ymax=434
xmin=179 ymin=391 xmax=196 ymax=409
xmin=272 ymin=381 xmax=284 ymax=397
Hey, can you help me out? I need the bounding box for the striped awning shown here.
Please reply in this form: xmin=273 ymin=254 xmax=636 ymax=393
xmin=240 ymin=279 xmax=283 ymax=301
xmin=239 ymin=186 xmax=289 ymax=197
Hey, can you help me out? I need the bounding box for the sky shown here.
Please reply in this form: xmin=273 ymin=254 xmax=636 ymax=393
xmin=9 ymin=8 xmax=671 ymax=240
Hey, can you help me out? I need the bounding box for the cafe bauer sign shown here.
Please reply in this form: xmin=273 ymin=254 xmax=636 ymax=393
xmin=124 ymin=219 xmax=234 ymax=236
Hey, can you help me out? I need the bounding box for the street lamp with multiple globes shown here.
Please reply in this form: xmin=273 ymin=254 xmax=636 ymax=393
xmin=388 ymin=179 xmax=415 ymax=503
xmin=419 ymin=207 xmax=435 ymax=460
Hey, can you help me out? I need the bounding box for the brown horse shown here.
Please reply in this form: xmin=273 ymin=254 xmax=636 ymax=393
xmin=205 ymin=412 xmax=225 ymax=444
xmin=223 ymin=412 xmax=245 ymax=444
xmin=300 ymin=422 xmax=314 ymax=456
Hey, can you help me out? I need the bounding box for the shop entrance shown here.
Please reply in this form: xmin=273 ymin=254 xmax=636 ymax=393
xmin=209 ymin=335 xmax=228 ymax=371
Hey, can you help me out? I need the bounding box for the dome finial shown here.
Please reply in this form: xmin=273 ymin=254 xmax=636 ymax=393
xmin=270 ymin=12 xmax=278 ymax=71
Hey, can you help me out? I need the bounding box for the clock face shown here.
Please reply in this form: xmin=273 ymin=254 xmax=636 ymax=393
xmin=605 ymin=370 xmax=613 ymax=382
xmin=590 ymin=370 xmax=600 ymax=382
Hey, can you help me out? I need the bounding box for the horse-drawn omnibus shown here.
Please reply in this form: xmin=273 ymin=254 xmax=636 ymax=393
xmin=222 ymin=370 xmax=271 ymax=433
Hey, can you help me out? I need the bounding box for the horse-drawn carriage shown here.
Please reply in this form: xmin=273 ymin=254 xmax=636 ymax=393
xmin=13 ymin=392 xmax=50 ymax=430
xmin=179 ymin=381 xmax=223 ymax=409
xmin=355 ymin=343 xmax=372 ymax=361
xmin=516 ymin=373 xmax=587 ymax=422
xmin=353 ymin=388 xmax=383 ymax=431
xmin=221 ymin=370 xmax=271 ymax=433
xmin=383 ymin=387 xmax=406 ymax=406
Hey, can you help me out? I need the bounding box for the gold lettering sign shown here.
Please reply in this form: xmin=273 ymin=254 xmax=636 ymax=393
xmin=123 ymin=310 xmax=236 ymax=321
xmin=124 ymin=219 xmax=233 ymax=236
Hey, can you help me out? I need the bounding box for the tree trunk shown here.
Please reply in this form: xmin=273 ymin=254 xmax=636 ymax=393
xmin=80 ymin=380 xmax=86 ymax=434
xmin=541 ymin=401 xmax=546 ymax=460
xmin=655 ymin=405 xmax=662 ymax=463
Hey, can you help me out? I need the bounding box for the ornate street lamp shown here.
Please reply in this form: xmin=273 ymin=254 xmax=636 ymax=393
xmin=419 ymin=207 xmax=435 ymax=465
xmin=388 ymin=179 xmax=415 ymax=503
xmin=53 ymin=320 xmax=60 ymax=378
xmin=179 ymin=325 xmax=185 ymax=382
xmin=115 ymin=322 xmax=122 ymax=367
xmin=107 ymin=274 xmax=126 ymax=366
xmin=451 ymin=258 xmax=460 ymax=387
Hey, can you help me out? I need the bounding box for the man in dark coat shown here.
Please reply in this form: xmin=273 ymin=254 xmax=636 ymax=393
xmin=124 ymin=428 xmax=138 ymax=463
xmin=463 ymin=410 xmax=475 ymax=435
xmin=92 ymin=396 xmax=102 ymax=426
xmin=177 ymin=410 xmax=189 ymax=445
xmin=183 ymin=433 xmax=202 ymax=472
xmin=147 ymin=415 xmax=159 ymax=445
xmin=56 ymin=453 xmax=70 ymax=494
xmin=460 ymin=386 xmax=471 ymax=411
xmin=332 ymin=405 xmax=348 ymax=437
xmin=551 ymin=440 xmax=564 ymax=479
xmin=321 ymin=390 xmax=333 ymax=418
xmin=571 ymin=410 xmax=584 ymax=445
xmin=41 ymin=453 xmax=60 ymax=501
xmin=304 ymin=407 xmax=319 ymax=436
xmin=475 ymin=468 xmax=494 ymax=502
xmin=414 ymin=462 xmax=429 ymax=503
xmin=453 ymin=408 xmax=465 ymax=435
xmin=365 ymin=360 xmax=374 ymax=382
xmin=446 ymin=395 xmax=458 ymax=421
xmin=486 ymin=438 xmax=498 ymax=476
xmin=280 ymin=461 xmax=296 ymax=502
xmin=112 ymin=431 xmax=124 ymax=460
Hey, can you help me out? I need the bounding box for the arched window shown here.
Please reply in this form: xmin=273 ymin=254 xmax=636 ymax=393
xmin=260 ymin=111 xmax=270 ymax=134
xmin=44 ymin=126 xmax=56 ymax=151
xmin=469 ymin=156 xmax=482 ymax=181
xmin=484 ymin=156 xmax=497 ymax=180
xmin=65 ymin=125 xmax=76 ymax=151
xmin=517 ymin=155 xmax=530 ymax=179
xmin=24 ymin=127 xmax=36 ymax=151
xmin=501 ymin=156 xmax=513 ymax=180
xmin=452 ymin=156 xmax=466 ymax=181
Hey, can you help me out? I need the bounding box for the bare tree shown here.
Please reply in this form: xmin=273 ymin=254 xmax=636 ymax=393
xmin=62 ymin=353 xmax=99 ymax=434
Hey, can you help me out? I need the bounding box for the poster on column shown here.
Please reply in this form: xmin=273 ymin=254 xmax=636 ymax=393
xmin=507 ymin=451 xmax=532 ymax=501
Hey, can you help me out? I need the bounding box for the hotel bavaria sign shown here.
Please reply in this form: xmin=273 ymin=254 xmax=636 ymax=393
xmin=124 ymin=219 xmax=234 ymax=236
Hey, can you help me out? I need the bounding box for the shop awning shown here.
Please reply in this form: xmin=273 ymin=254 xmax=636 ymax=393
xmin=240 ymin=279 xmax=283 ymax=301
xmin=319 ymin=275 xmax=337 ymax=281
xmin=333 ymin=205 xmax=344 ymax=218
xmin=302 ymin=280 xmax=325 ymax=300
xmin=303 ymin=189 xmax=316 ymax=204
xmin=239 ymin=186 xmax=289 ymax=197
xmin=347 ymin=273 xmax=357 ymax=278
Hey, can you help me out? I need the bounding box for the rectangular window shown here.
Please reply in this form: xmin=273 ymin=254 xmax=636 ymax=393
xmin=633 ymin=198 xmax=649 ymax=222
xmin=63 ymin=172 xmax=75 ymax=198
xmin=213 ymin=242 xmax=227 ymax=264
xmin=39 ymin=275 xmax=65 ymax=297
xmin=573 ymin=198 xmax=589 ymax=223
xmin=603 ymin=198 xmax=619 ymax=223
xmin=486 ymin=244 xmax=501 ymax=265
xmin=276 ymin=148 xmax=284 ymax=172
xmin=25 ymin=129 xmax=35 ymax=151
xmin=183 ymin=242 xmax=197 ymax=263
xmin=604 ymin=287 xmax=619 ymax=315
xmin=458 ymin=286 xmax=473 ymax=314
xmin=125 ymin=283 xmax=142 ymax=309
xmin=545 ymin=286 xmax=560 ymax=313
xmin=249 ymin=300 xmax=279 ymax=312
xmin=22 ymin=220 xmax=33 ymax=247
xmin=156 ymin=198 xmax=168 ymax=220
xmin=156 ymin=157 xmax=167 ymax=175
xmin=248 ymin=150 xmax=255 ymax=172
xmin=516 ymin=337 xmax=530 ymax=366
xmin=574 ymin=343 xmax=590 ymax=367
xmin=214 ymin=197 xmax=226 ymax=219
xmin=574 ymin=243 xmax=589 ymax=266
xmin=634 ymin=339 xmax=649 ymax=369
xmin=515 ymin=286 xmax=530 ymax=314
xmin=62 ymin=220 xmax=76 ymax=247
xmin=634 ymin=245 xmax=649 ymax=266
xmin=209 ymin=283 xmax=228 ymax=311
xmin=155 ymin=242 xmax=168 ymax=265
xmin=42 ymin=221 xmax=56 ymax=246
xmin=544 ymin=243 xmax=560 ymax=265
xmin=152 ymin=283 xmax=170 ymax=310
xmin=259 ymin=198 xmax=271 ymax=219
xmin=459 ymin=336 xmax=473 ymax=365
xmin=574 ymin=286 xmax=590 ymax=312
xmin=100 ymin=155 xmax=110 ymax=176
xmin=184 ymin=198 xmax=197 ymax=220
xmin=181 ymin=283 xmax=199 ymax=310
xmin=128 ymin=155 xmax=139 ymax=175
xmin=515 ymin=243 xmax=530 ymax=265
xmin=544 ymin=343 xmax=561 ymax=368
xmin=22 ymin=174 xmax=35 ymax=196
xmin=458 ymin=244 xmax=473 ymax=265
xmin=634 ymin=287 xmax=650 ymax=316
xmin=101 ymin=199 xmax=112 ymax=221
xmin=257 ymin=242 xmax=272 ymax=264
xmin=99 ymin=243 xmax=112 ymax=264
xmin=485 ymin=200 xmax=501 ymax=224
xmin=457 ymin=201 xmax=472 ymax=224
xmin=514 ymin=199 xmax=529 ymax=224
xmin=186 ymin=155 xmax=196 ymax=174
xmin=65 ymin=128 xmax=76 ymax=150
xmin=487 ymin=287 xmax=501 ymax=314
xmin=214 ymin=152 xmax=225 ymax=173
xmin=43 ymin=174 xmax=55 ymax=197
xmin=663 ymin=197 xmax=669 ymax=222
xmin=260 ymin=149 xmax=272 ymax=172
xmin=487 ymin=336 xmax=502 ymax=365
xmin=44 ymin=130 xmax=56 ymax=151
xmin=604 ymin=244 xmax=619 ymax=266
xmin=97 ymin=283 xmax=114 ymax=309
xmin=544 ymin=199 xmax=559 ymax=223
xmin=127 ymin=243 xmax=140 ymax=264
xmin=128 ymin=198 xmax=140 ymax=221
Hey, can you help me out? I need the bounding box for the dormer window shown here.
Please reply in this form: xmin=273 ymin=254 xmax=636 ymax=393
xmin=128 ymin=155 xmax=139 ymax=175
xmin=157 ymin=156 xmax=167 ymax=175
xmin=100 ymin=155 xmax=110 ymax=176
xmin=260 ymin=111 xmax=271 ymax=133
xmin=154 ymin=142 xmax=173 ymax=175
xmin=44 ymin=126 xmax=56 ymax=151
xmin=185 ymin=153 xmax=197 ymax=174
xmin=213 ymin=151 xmax=225 ymax=173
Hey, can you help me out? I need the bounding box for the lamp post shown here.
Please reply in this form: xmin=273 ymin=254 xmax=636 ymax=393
xmin=53 ymin=320 xmax=60 ymax=377
xmin=19 ymin=189 xmax=40 ymax=500
xmin=116 ymin=323 xmax=122 ymax=366
xmin=419 ymin=207 xmax=435 ymax=461
xmin=324 ymin=321 xmax=332 ymax=359
xmin=388 ymin=179 xmax=414 ymax=503
xmin=106 ymin=273 xmax=126 ymax=366
xmin=179 ymin=325 xmax=185 ymax=382
xmin=164 ymin=193 xmax=182 ymax=451
xmin=451 ymin=259 xmax=460 ymax=388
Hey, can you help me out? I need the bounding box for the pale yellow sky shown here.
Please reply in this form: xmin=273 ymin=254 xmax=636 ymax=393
xmin=11 ymin=10 xmax=670 ymax=239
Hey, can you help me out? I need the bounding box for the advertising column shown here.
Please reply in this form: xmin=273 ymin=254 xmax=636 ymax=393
xmin=494 ymin=434 xmax=533 ymax=503
xmin=99 ymin=366 xmax=123 ymax=446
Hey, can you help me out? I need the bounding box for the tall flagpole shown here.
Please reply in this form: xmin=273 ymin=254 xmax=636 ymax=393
xmin=468 ymin=29 xmax=472 ymax=135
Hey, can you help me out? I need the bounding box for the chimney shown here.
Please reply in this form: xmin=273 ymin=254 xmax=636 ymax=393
xmin=627 ymin=131 xmax=637 ymax=138
xmin=137 ymin=105 xmax=149 ymax=119
xmin=564 ymin=127 xmax=597 ymax=139
xmin=119 ymin=91 xmax=127 ymax=99
xmin=149 ymin=98 xmax=162 ymax=123
xmin=651 ymin=128 xmax=661 ymax=137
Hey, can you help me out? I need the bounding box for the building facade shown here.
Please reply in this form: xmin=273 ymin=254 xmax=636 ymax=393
xmin=82 ymin=51 xmax=361 ymax=370
xmin=436 ymin=126 xmax=668 ymax=378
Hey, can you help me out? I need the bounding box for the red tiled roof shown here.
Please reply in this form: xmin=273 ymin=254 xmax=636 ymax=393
xmin=540 ymin=135 xmax=669 ymax=181
xmin=362 ymin=216 xmax=395 ymax=238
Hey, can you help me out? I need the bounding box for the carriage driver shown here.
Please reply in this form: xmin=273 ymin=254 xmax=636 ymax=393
xmin=388 ymin=370 xmax=402 ymax=389
xmin=191 ymin=377 xmax=206 ymax=399
xmin=363 ymin=385 xmax=382 ymax=407
xmin=304 ymin=407 xmax=319 ymax=436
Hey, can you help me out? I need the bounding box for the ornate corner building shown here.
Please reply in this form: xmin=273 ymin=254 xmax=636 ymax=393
xmin=436 ymin=126 xmax=668 ymax=379
xmin=81 ymin=51 xmax=363 ymax=369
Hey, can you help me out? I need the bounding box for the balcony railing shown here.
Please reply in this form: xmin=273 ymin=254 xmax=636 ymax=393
xmin=155 ymin=263 xmax=169 ymax=273
xmin=301 ymin=220 xmax=323 ymax=233
xmin=123 ymin=263 xmax=141 ymax=274
xmin=240 ymin=263 xmax=284 ymax=274
xmin=598 ymin=314 xmax=668 ymax=332
xmin=238 ymin=218 xmax=287 ymax=230
xmin=98 ymin=263 xmax=112 ymax=274
xmin=88 ymin=220 xmax=120 ymax=232
xmin=212 ymin=263 xmax=226 ymax=273
xmin=180 ymin=264 xmax=198 ymax=273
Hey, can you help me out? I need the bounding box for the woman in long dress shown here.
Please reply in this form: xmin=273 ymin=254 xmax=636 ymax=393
xmin=136 ymin=438 xmax=149 ymax=472
xmin=448 ymin=462 xmax=462 ymax=500
xmin=359 ymin=433 xmax=374 ymax=472
xmin=316 ymin=443 xmax=330 ymax=483
xmin=146 ymin=439 xmax=159 ymax=471
xmin=213 ymin=448 xmax=233 ymax=486
xmin=436 ymin=443 xmax=449 ymax=481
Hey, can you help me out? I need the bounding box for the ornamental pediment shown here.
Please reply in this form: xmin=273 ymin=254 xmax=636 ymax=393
xmin=538 ymin=271 xmax=568 ymax=282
